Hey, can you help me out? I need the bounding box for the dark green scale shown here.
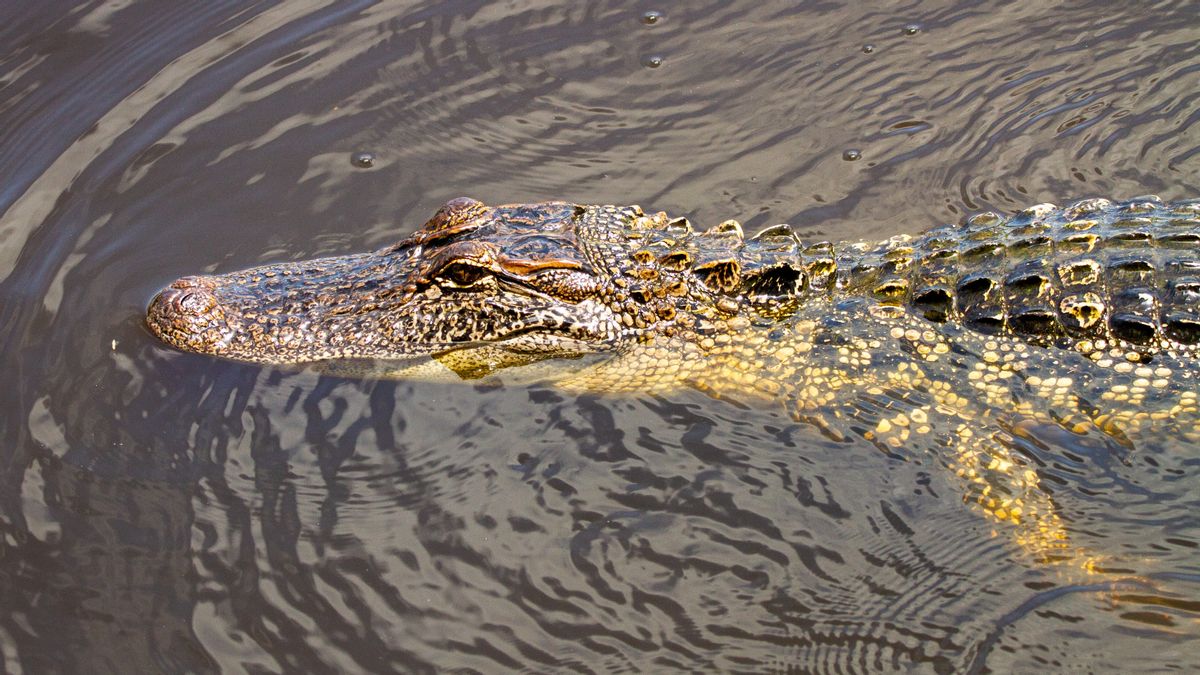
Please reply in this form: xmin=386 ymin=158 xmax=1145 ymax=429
xmin=833 ymin=197 xmax=1200 ymax=357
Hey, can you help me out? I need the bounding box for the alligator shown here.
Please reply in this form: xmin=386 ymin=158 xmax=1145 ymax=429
xmin=147 ymin=196 xmax=1200 ymax=559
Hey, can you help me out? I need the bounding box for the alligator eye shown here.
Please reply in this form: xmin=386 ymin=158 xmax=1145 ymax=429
xmin=438 ymin=262 xmax=488 ymax=287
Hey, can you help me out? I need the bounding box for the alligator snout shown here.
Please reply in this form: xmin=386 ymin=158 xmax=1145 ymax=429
xmin=146 ymin=275 xmax=236 ymax=355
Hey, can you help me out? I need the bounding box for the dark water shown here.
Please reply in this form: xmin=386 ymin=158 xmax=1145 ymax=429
xmin=2 ymin=1 xmax=1199 ymax=672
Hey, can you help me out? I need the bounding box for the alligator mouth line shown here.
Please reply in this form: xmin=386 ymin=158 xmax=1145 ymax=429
xmin=377 ymin=325 xmax=610 ymax=361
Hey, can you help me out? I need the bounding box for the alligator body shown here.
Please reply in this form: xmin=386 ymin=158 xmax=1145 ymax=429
xmin=147 ymin=196 xmax=1200 ymax=557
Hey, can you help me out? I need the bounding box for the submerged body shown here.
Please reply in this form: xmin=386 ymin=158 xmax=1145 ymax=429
xmin=148 ymin=196 xmax=1200 ymax=557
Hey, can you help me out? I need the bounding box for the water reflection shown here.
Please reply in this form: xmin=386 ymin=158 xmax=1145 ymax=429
xmin=1 ymin=0 xmax=1199 ymax=671
xmin=9 ymin=329 xmax=1193 ymax=671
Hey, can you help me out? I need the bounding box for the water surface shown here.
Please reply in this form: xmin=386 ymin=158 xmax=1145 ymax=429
xmin=1 ymin=1 xmax=1199 ymax=672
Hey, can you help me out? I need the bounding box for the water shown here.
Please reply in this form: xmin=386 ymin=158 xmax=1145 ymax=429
xmin=2 ymin=1 xmax=1199 ymax=671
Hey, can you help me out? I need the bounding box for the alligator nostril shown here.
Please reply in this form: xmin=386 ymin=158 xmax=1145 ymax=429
xmin=176 ymin=288 xmax=216 ymax=313
xmin=177 ymin=291 xmax=197 ymax=308
xmin=148 ymin=283 xmax=219 ymax=320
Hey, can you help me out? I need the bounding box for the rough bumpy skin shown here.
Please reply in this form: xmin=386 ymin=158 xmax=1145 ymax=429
xmin=148 ymin=196 xmax=1200 ymax=559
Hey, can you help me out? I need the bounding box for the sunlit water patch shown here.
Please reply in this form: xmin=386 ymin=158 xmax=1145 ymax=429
xmin=1 ymin=0 xmax=1198 ymax=671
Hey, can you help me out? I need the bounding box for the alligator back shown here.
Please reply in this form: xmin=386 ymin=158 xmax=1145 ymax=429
xmin=838 ymin=197 xmax=1200 ymax=357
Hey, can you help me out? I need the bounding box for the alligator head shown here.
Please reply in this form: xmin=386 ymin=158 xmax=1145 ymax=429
xmin=147 ymin=199 xmax=636 ymax=371
xmin=147 ymin=197 xmax=818 ymax=381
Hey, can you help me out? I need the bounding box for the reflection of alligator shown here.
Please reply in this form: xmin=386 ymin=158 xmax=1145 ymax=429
xmin=148 ymin=196 xmax=1200 ymax=556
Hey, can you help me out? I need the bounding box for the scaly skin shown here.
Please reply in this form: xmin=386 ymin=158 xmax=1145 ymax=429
xmin=147 ymin=196 xmax=1200 ymax=560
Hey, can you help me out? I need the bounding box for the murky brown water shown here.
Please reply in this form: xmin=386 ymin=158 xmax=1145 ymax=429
xmin=2 ymin=1 xmax=1199 ymax=672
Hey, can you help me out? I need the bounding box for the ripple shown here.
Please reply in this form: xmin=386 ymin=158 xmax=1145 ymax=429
xmin=0 ymin=0 xmax=1198 ymax=671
